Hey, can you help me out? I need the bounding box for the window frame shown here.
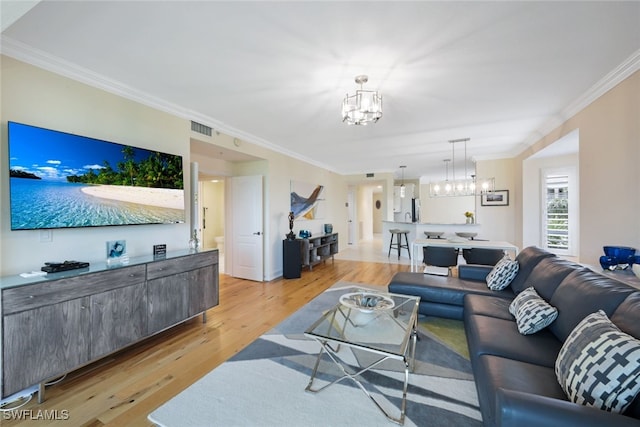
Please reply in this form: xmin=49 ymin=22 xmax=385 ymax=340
xmin=540 ymin=166 xmax=577 ymax=256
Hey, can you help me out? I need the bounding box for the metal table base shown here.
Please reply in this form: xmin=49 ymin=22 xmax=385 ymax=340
xmin=305 ymin=313 xmax=418 ymax=425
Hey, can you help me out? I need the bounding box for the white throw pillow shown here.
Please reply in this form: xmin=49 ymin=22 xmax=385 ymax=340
xmin=555 ymin=310 xmax=640 ymax=413
xmin=509 ymin=287 xmax=558 ymax=335
xmin=486 ymin=256 xmax=519 ymax=290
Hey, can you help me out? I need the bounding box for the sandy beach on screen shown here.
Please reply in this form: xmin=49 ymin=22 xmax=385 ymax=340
xmin=81 ymin=185 xmax=184 ymax=210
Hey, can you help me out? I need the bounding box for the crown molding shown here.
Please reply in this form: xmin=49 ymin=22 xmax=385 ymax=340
xmin=516 ymin=48 xmax=640 ymax=156
xmin=2 ymin=35 xmax=638 ymax=174
xmin=0 ymin=35 xmax=339 ymax=174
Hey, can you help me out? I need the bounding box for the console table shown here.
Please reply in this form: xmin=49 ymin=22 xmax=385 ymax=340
xmin=0 ymin=249 xmax=219 ymax=402
xmin=300 ymin=233 xmax=339 ymax=271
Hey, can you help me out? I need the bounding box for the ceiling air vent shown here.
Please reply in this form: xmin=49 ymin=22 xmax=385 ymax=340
xmin=366 ymin=173 xmax=375 ymax=178
xmin=191 ymin=121 xmax=212 ymax=136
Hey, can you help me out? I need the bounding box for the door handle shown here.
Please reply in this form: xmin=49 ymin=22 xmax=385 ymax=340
xmin=253 ymin=231 xmax=261 ymax=235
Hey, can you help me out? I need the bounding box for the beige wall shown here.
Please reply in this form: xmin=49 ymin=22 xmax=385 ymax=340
xmin=201 ymin=180 xmax=225 ymax=249
xmin=418 ymin=186 xmax=475 ymax=225
xmin=372 ymin=192 xmax=383 ymax=233
xmin=165 ymin=129 xmax=348 ymax=281
xmin=416 ymin=158 xmax=517 ymax=244
xmin=343 ymin=173 xmax=394 ymax=242
xmin=1 ymin=56 xmax=190 ymax=275
xmin=4 ymin=55 xmax=636 ymax=275
xmin=1 ymin=56 xmax=348 ymax=280
xmin=475 ymin=158 xmax=518 ymax=243
xmin=517 ymin=70 xmax=639 ymax=266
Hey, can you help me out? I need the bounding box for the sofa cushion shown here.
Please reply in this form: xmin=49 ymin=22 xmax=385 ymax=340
xmin=509 ymin=287 xmax=558 ymax=335
xmin=465 ymin=314 xmax=562 ymax=368
xmin=611 ymin=292 xmax=640 ymax=339
xmin=555 ymin=310 xmax=640 ymax=413
xmin=486 ymin=256 xmax=519 ymax=290
xmin=611 ymin=293 xmax=640 ymax=420
xmin=509 ymin=246 xmax=556 ymax=294
xmin=388 ymin=272 xmax=514 ymax=307
xmin=473 ymin=354 xmax=566 ymax=427
xmin=416 ymin=300 xmax=465 ymax=320
xmin=464 ymin=294 xmax=513 ymax=320
xmin=523 ymin=257 xmax=586 ymax=301
xmin=458 ymin=264 xmax=493 ymax=282
xmin=549 ymin=269 xmax=636 ymax=342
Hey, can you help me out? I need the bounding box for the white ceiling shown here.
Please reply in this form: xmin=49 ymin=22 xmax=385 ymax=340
xmin=1 ymin=1 xmax=639 ymax=181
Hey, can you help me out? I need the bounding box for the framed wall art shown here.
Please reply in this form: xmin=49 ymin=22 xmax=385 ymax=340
xmin=290 ymin=181 xmax=325 ymax=220
xmin=481 ymin=190 xmax=509 ymax=206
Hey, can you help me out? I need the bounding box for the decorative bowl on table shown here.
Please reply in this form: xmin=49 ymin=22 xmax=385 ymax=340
xmin=599 ymin=255 xmax=618 ymax=271
xmin=602 ymin=246 xmax=636 ymax=270
xmin=456 ymin=232 xmax=478 ymax=240
xmin=424 ymin=231 xmax=444 ymax=239
xmin=339 ymin=292 xmax=395 ymax=313
xmin=603 ymin=246 xmax=636 ymax=259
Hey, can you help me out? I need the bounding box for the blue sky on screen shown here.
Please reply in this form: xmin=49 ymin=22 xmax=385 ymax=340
xmin=8 ymin=122 xmax=156 ymax=181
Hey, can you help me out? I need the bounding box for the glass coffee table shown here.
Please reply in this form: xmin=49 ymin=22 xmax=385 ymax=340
xmin=304 ymin=289 xmax=420 ymax=425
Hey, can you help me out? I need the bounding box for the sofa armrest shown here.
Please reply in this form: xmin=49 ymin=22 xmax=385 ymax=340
xmin=458 ymin=264 xmax=492 ymax=282
xmin=496 ymin=389 xmax=640 ymax=427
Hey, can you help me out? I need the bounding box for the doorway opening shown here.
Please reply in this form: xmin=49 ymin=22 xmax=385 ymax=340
xmin=200 ymin=178 xmax=225 ymax=272
xmin=347 ymin=181 xmax=387 ymax=248
xmin=191 ymin=138 xmax=266 ymax=280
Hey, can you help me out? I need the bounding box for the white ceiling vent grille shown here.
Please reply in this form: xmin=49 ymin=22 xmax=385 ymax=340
xmin=191 ymin=121 xmax=212 ymax=136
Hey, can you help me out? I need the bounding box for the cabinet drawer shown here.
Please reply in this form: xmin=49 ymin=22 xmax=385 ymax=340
xmin=147 ymin=251 xmax=218 ymax=280
xmin=2 ymin=265 xmax=146 ymax=315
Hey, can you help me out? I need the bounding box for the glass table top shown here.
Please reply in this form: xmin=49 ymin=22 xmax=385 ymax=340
xmin=304 ymin=289 xmax=420 ymax=357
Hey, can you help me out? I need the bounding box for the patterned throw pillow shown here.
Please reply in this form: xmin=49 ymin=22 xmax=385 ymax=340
xmin=555 ymin=310 xmax=640 ymax=413
xmin=509 ymin=287 xmax=558 ymax=335
xmin=485 ymin=256 xmax=519 ymax=290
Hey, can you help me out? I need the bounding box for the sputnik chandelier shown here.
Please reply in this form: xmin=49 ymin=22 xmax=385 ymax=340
xmin=429 ymin=138 xmax=495 ymax=197
xmin=342 ymin=75 xmax=382 ymax=125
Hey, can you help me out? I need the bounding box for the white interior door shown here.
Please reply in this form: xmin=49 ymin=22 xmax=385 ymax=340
xmin=230 ymin=175 xmax=263 ymax=281
xmin=347 ymin=186 xmax=356 ymax=244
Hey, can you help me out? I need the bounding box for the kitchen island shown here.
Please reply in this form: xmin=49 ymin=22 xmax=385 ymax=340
xmin=381 ymin=221 xmax=482 ymax=259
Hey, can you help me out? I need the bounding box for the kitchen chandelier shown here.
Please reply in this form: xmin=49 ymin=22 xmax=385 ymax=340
xmin=399 ymin=165 xmax=406 ymax=198
xmin=429 ymin=138 xmax=495 ymax=197
xmin=342 ymin=75 xmax=382 ymax=125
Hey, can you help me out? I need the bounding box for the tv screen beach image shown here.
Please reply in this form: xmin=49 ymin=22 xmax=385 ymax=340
xmin=8 ymin=122 xmax=185 ymax=230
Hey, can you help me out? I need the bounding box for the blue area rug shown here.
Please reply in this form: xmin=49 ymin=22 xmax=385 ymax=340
xmin=149 ymin=283 xmax=482 ymax=426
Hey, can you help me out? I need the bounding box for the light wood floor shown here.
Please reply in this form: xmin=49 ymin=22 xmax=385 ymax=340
xmin=3 ymin=259 xmax=409 ymax=426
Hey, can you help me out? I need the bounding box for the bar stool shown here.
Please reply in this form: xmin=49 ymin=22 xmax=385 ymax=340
xmin=388 ymin=229 xmax=411 ymax=259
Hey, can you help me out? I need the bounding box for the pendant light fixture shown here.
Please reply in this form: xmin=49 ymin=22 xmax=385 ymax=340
xmin=342 ymin=75 xmax=383 ymax=125
xmin=429 ymin=138 xmax=494 ymax=197
xmin=399 ymin=165 xmax=406 ymax=198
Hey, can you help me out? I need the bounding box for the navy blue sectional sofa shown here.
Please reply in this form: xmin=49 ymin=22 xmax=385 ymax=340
xmin=388 ymin=246 xmax=640 ymax=427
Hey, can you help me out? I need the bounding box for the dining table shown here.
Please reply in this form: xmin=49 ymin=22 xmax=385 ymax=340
xmin=411 ymin=238 xmax=519 ymax=272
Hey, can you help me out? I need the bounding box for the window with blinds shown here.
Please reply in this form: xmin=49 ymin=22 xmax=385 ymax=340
xmin=544 ymin=173 xmax=569 ymax=251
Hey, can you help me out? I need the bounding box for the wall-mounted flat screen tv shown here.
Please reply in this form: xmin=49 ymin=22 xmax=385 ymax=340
xmin=8 ymin=121 xmax=185 ymax=230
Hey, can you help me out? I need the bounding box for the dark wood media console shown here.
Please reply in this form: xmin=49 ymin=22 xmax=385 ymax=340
xmin=0 ymin=249 xmax=219 ymax=402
